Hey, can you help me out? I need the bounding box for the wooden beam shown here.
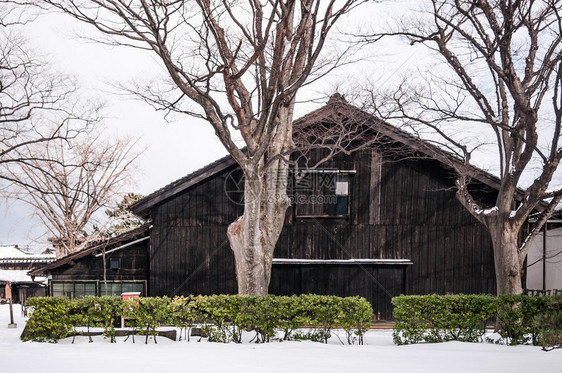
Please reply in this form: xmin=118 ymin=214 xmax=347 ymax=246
xmin=272 ymin=258 xmax=413 ymax=265
xmin=369 ymin=150 xmax=382 ymax=225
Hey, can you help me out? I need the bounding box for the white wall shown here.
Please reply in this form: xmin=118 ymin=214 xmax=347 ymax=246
xmin=526 ymin=226 xmax=562 ymax=291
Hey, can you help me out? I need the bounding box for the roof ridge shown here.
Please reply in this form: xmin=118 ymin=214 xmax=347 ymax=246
xmin=129 ymin=99 xmax=532 ymax=216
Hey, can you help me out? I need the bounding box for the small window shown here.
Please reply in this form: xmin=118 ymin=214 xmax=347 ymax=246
xmin=51 ymin=282 xmax=65 ymax=297
xmin=294 ymin=170 xmax=351 ymax=218
xmin=334 ymin=174 xmax=349 ymax=215
xmin=109 ymin=258 xmax=121 ymax=270
xmin=84 ymin=283 xmax=97 ymax=297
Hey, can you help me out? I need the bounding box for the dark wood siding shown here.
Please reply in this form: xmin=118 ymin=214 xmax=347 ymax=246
xmin=50 ymin=241 xmax=148 ymax=282
xmin=149 ymin=165 xmax=240 ymax=297
xmin=269 ymin=264 xmax=407 ymax=320
xmin=147 ymin=148 xmax=497 ymax=319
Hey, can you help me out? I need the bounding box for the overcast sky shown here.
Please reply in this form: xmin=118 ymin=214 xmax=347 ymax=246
xmin=0 ymin=9 xmax=229 ymax=249
xmin=2 ymin=1 xmax=559 ymax=251
xmin=1 ymin=2 xmax=416 ymax=250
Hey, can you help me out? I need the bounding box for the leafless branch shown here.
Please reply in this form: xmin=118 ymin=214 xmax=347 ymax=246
xmin=6 ymin=131 xmax=142 ymax=257
xmin=362 ymin=0 xmax=562 ymax=294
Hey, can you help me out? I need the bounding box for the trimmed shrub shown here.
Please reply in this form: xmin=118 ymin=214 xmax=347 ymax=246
xmin=124 ymin=296 xmax=171 ymax=344
xmin=339 ymin=296 xmax=375 ymax=345
xmin=392 ymin=294 xmax=496 ymax=345
xmin=276 ymin=295 xmax=306 ymax=341
xmin=23 ymin=297 xmax=73 ymax=343
xmin=24 ymin=294 xmax=373 ymax=344
xmin=393 ymin=294 xmax=561 ymax=347
xmin=24 ymin=296 xmax=124 ymax=343
xmin=534 ymin=296 xmax=562 ymax=351
xmin=169 ymin=295 xmax=198 ymax=341
xmin=195 ymin=294 xmax=245 ymax=343
xmin=495 ymin=295 xmax=550 ymax=345
xmin=70 ymin=296 xmax=123 ymax=343
xmin=95 ymin=296 xmax=125 ymax=343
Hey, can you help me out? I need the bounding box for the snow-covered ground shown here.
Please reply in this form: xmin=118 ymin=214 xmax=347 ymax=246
xmin=0 ymin=304 xmax=560 ymax=373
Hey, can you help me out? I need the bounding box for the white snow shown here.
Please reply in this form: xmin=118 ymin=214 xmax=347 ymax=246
xmin=475 ymin=206 xmax=499 ymax=215
xmin=272 ymin=258 xmax=412 ymax=265
xmin=483 ymin=206 xmax=499 ymax=215
xmin=0 ymin=270 xmax=47 ymax=283
xmin=0 ymin=245 xmax=55 ymax=261
xmin=0 ymin=304 xmax=560 ymax=373
xmin=0 ymin=246 xmax=31 ymax=258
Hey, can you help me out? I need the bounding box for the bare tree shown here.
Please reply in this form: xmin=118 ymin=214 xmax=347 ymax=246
xmin=6 ymin=131 xmax=141 ymax=257
xmin=366 ymin=0 xmax=562 ymax=294
xmin=0 ymin=2 xmax=100 ymax=193
xmin=43 ymin=0 xmax=363 ymax=294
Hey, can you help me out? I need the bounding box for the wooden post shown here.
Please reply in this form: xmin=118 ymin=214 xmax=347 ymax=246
xmin=7 ymin=283 xmax=17 ymax=328
xmin=20 ymin=286 xmax=28 ymax=317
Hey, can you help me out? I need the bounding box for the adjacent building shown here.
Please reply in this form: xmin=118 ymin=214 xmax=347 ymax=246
xmin=0 ymin=245 xmax=55 ymax=303
xmin=30 ymin=225 xmax=149 ymax=298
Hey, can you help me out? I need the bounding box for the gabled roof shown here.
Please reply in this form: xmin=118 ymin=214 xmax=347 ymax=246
xmin=28 ymin=223 xmax=151 ymax=276
xmin=131 ymin=155 xmax=237 ymax=217
xmin=296 ymin=97 xmax=508 ymax=192
xmin=130 ymin=97 xmax=528 ymax=216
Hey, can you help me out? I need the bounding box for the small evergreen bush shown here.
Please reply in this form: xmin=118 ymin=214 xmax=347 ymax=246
xmin=495 ymin=295 xmax=550 ymax=345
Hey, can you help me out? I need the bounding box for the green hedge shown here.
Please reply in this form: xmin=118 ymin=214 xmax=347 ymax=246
xmin=392 ymin=294 xmax=562 ymax=347
xmin=24 ymin=297 xmax=73 ymax=343
xmin=534 ymin=297 xmax=562 ymax=351
xmin=392 ymin=294 xmax=496 ymax=344
xmin=70 ymin=296 xmax=123 ymax=343
xmin=23 ymin=294 xmax=373 ymax=344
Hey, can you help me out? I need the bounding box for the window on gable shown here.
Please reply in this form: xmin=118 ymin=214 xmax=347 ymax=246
xmin=109 ymin=258 xmax=121 ymax=270
xmin=293 ymin=170 xmax=352 ymax=218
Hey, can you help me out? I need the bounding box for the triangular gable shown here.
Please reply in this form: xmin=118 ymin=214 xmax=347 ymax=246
xmin=129 ymin=98 xmax=528 ymax=216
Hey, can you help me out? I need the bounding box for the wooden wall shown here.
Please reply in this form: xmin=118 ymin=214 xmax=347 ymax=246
xmin=148 ymin=148 xmax=497 ymax=319
xmin=149 ymin=167 xmax=240 ymax=297
xmin=50 ymin=241 xmax=149 ymax=282
xmin=269 ymin=264 xmax=407 ymax=320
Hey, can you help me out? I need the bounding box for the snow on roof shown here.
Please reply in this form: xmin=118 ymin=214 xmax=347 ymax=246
xmin=0 ymin=245 xmax=30 ymax=258
xmin=0 ymin=269 xmax=47 ymax=284
xmin=0 ymin=245 xmax=55 ymax=264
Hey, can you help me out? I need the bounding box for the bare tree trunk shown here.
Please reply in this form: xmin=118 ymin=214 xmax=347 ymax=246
xmin=40 ymin=0 xmax=361 ymax=295
xmin=102 ymin=246 xmax=108 ymax=296
xmin=488 ymin=222 xmax=523 ymax=295
xmin=228 ymin=167 xmax=267 ymax=295
xmin=370 ymin=0 xmax=562 ymax=296
xmin=227 ymin=159 xmax=291 ymax=295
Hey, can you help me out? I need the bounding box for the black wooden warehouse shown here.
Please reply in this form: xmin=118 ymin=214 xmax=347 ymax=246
xmin=32 ymin=97 xmax=521 ymax=320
